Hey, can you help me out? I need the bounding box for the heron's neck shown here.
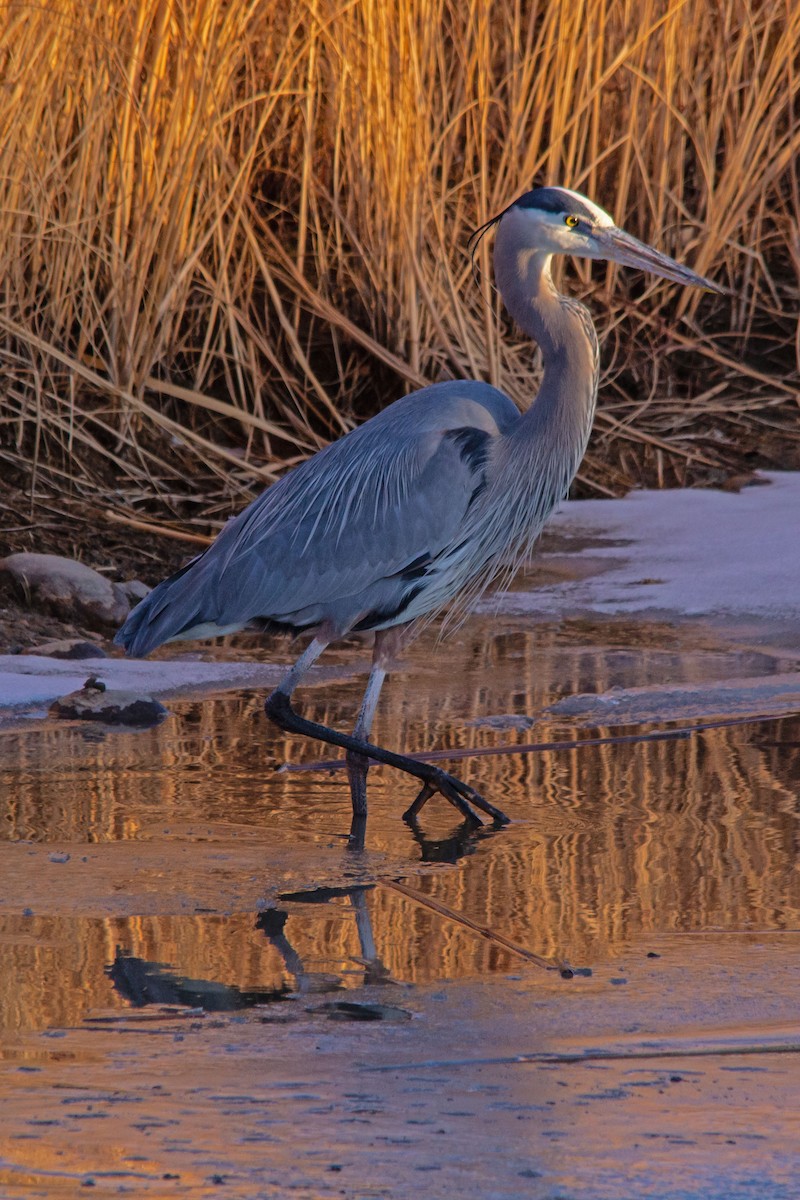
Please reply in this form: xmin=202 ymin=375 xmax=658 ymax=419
xmin=493 ymin=242 xmax=599 ymax=442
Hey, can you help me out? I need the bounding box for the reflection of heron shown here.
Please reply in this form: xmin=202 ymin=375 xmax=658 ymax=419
xmin=259 ymin=890 xmax=391 ymax=989
xmin=116 ymin=187 xmax=722 ymax=828
xmin=107 ymin=947 xmax=290 ymax=1010
xmin=107 ymin=891 xmax=390 ymax=1014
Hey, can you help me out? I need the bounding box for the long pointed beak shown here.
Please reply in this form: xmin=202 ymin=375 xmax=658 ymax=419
xmin=597 ymin=227 xmax=727 ymax=294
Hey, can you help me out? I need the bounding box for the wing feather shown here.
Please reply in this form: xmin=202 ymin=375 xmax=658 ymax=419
xmin=214 ymin=424 xmax=471 ymax=627
xmin=116 ymin=381 xmax=520 ymax=653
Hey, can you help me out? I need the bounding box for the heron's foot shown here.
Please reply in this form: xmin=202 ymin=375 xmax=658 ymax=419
xmin=264 ymin=689 xmax=509 ymax=827
xmin=402 ymin=766 xmax=510 ymax=827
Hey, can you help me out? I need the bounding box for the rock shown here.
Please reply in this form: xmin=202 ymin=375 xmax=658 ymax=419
xmin=0 ymin=553 xmax=130 ymax=629
xmin=119 ymin=579 xmax=151 ymax=604
xmin=312 ymin=1000 xmax=413 ymax=1022
xmin=49 ymin=677 xmax=168 ymax=727
xmin=29 ymin=638 xmax=108 ymax=660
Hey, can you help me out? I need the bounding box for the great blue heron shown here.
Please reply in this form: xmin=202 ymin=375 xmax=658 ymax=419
xmin=116 ymin=186 xmax=723 ymax=829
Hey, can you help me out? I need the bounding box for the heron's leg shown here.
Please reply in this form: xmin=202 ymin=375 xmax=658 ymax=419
xmin=346 ymin=660 xmax=387 ymax=819
xmin=273 ymin=636 xmax=329 ymax=697
xmin=265 ymin=635 xmax=508 ymax=825
xmin=265 ymin=690 xmax=508 ymax=825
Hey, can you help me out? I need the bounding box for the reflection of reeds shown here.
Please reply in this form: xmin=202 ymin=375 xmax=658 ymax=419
xmin=2 ymin=625 xmax=798 ymax=1030
xmin=1 ymin=0 xmax=798 ymax=524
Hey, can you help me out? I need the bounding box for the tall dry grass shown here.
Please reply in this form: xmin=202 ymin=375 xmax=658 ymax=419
xmin=0 ymin=0 xmax=798 ymax=539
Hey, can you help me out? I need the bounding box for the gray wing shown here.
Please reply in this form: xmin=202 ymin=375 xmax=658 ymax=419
xmin=116 ymin=381 xmax=519 ymax=655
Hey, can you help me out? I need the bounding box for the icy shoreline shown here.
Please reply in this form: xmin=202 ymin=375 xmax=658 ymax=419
xmin=2 ymin=473 xmax=798 ymax=715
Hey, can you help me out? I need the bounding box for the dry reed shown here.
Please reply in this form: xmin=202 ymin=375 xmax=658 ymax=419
xmin=0 ymin=0 xmax=798 ymax=542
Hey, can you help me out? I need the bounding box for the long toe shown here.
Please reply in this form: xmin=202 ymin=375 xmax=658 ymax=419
xmin=403 ymin=781 xmax=482 ymax=825
xmin=402 ymin=763 xmax=510 ymax=825
xmin=433 ymin=767 xmax=510 ymax=825
xmin=418 ymin=769 xmax=484 ymax=824
xmin=402 ymin=782 xmax=436 ymax=822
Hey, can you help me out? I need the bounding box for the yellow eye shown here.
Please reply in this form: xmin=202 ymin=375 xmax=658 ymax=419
xmin=564 ymin=214 xmax=579 ymax=228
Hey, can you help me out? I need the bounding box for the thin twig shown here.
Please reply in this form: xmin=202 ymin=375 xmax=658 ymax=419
xmin=363 ymin=1043 xmax=800 ymax=1073
xmin=103 ymin=509 xmax=214 ymax=546
xmin=280 ymin=710 xmax=798 ymax=774
xmin=382 ymin=879 xmax=562 ymax=973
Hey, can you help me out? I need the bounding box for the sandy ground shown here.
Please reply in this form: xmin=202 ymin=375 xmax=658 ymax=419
xmin=1 ymin=476 xmax=799 ymax=1198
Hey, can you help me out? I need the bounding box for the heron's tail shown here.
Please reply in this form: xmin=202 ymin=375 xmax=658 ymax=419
xmin=114 ymin=553 xmax=214 ymax=658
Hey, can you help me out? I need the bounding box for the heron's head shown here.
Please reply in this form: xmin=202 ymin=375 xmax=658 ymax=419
xmin=472 ymin=185 xmax=725 ymax=293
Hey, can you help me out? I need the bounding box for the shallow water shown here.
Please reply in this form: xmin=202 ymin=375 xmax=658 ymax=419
xmin=1 ymin=616 xmax=798 ymax=1039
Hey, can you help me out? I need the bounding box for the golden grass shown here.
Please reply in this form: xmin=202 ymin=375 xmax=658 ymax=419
xmin=1 ymin=0 xmax=799 ymax=536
